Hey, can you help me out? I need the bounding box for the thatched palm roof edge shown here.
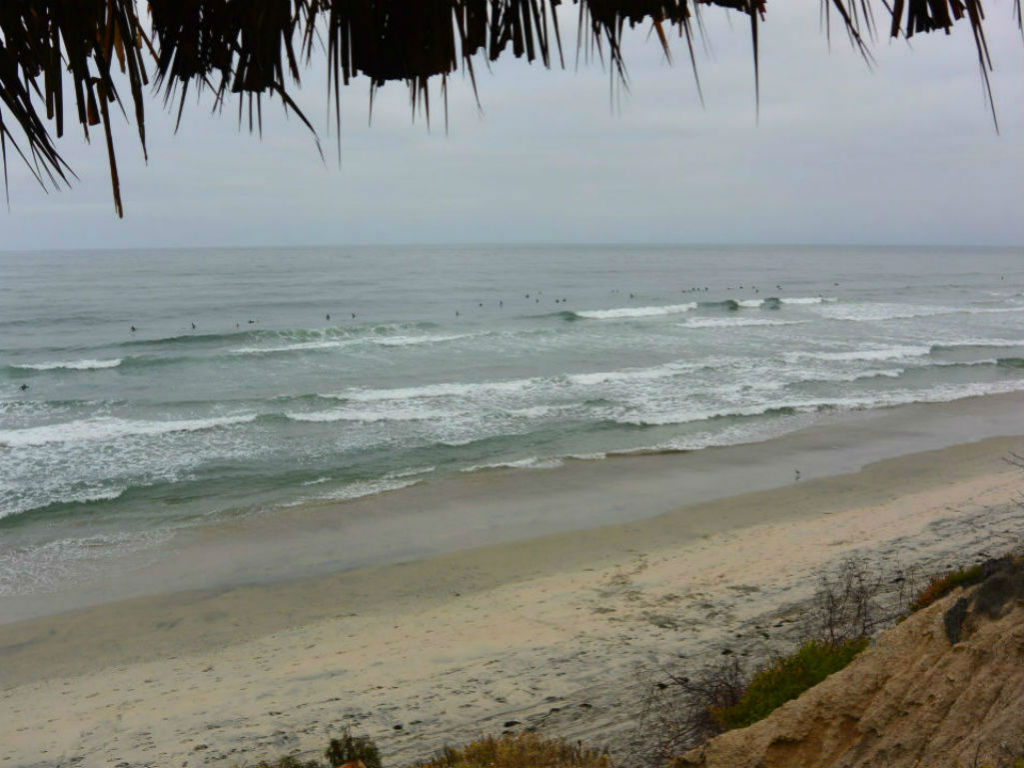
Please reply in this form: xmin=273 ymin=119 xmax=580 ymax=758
xmin=0 ymin=0 xmax=1019 ymax=217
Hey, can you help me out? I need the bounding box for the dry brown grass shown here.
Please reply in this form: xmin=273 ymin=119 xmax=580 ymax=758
xmin=910 ymin=565 xmax=985 ymax=613
xmin=415 ymin=732 xmax=611 ymax=768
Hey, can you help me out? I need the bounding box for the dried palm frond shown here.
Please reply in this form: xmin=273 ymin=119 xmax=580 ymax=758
xmin=0 ymin=0 xmax=1018 ymax=217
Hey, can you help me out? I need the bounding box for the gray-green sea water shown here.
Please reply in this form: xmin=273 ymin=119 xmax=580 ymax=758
xmin=2 ymin=244 xmax=1023 ymax=600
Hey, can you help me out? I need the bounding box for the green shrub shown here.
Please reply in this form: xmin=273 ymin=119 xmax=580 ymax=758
xmin=910 ymin=565 xmax=983 ymax=613
xmin=324 ymin=730 xmax=382 ymax=768
xmin=710 ymin=637 xmax=868 ymax=730
xmin=415 ymin=732 xmax=610 ymax=768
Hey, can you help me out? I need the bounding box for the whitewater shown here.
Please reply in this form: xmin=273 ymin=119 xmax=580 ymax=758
xmin=2 ymin=243 xmax=1023 ymax=598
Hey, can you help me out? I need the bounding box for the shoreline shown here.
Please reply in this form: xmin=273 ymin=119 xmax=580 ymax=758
xmin=3 ymin=428 xmax=1024 ymax=766
xmin=5 ymin=388 xmax=1024 ymax=625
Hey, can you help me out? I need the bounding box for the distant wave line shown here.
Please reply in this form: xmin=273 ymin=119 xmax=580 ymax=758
xmin=10 ymin=358 xmax=122 ymax=371
xmin=615 ymin=379 xmax=1024 ymax=427
xmin=322 ymin=360 xmax=708 ymax=403
xmin=566 ymin=296 xmax=835 ymax=320
xmin=232 ymin=332 xmax=477 ymax=356
xmin=0 ymin=413 xmax=257 ymax=448
xmin=123 ymin=321 xmax=441 ymax=349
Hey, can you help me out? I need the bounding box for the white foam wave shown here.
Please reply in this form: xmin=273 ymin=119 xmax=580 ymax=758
xmin=818 ymin=303 xmax=956 ymax=322
xmin=0 ymin=414 xmax=257 ymax=448
xmin=820 ymin=302 xmax=1024 ymax=323
xmin=717 ymin=296 xmax=833 ymax=309
xmin=857 ymin=368 xmax=904 ymax=379
xmin=620 ymin=419 xmax=807 ymax=456
xmin=786 ymin=345 xmax=931 ymax=363
xmin=930 ymin=359 xmax=999 ymax=368
xmin=13 ymin=358 xmax=122 ymax=371
xmin=798 ymin=368 xmax=907 ymax=384
xmin=385 ymin=466 xmax=436 ymax=479
xmin=233 ymin=332 xmax=474 ymax=356
xmin=618 ymin=402 xmax=805 ymax=427
xmin=624 ymin=379 xmax=1024 ymax=430
xmin=460 ymin=456 xmax=565 ymax=473
xmin=932 ymin=338 xmax=1024 ymax=350
xmin=285 ymin=407 xmax=447 ymax=423
xmin=372 ymin=333 xmax=475 ymax=346
xmin=233 ymin=340 xmax=352 ymax=355
xmin=320 ymin=477 xmax=422 ymax=501
xmin=0 ymin=486 xmax=128 ymax=520
xmin=919 ymin=379 xmax=1024 ymax=403
xmin=64 ymin=487 xmax=127 ymax=505
xmin=566 ymin=361 xmax=698 ymax=387
xmin=576 ymin=303 xmax=697 ymax=320
xmin=327 ymin=377 xmax=539 ymax=403
xmin=504 ymin=405 xmax=554 ymax=418
xmin=439 ymin=437 xmax=475 ymax=447
xmin=324 ymin=360 xmax=707 ymax=404
xmin=780 ymin=296 xmax=836 ymax=305
xmin=963 ymin=306 xmax=1024 ymax=314
xmin=680 ymin=317 xmax=804 ymax=329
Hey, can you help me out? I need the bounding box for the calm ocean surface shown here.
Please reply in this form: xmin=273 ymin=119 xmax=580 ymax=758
xmin=1 ymin=244 xmax=1023 ymax=599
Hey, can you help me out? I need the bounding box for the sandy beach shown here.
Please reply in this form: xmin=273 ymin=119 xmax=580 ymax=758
xmin=2 ymin=8 xmax=1022 ymax=765
xmin=3 ymin=419 xmax=1024 ymax=767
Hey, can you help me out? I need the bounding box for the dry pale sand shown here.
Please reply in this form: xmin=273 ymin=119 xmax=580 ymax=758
xmin=3 ymin=436 xmax=1024 ymax=768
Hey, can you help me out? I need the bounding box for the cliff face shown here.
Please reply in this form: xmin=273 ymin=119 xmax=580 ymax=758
xmin=680 ymin=560 xmax=1024 ymax=768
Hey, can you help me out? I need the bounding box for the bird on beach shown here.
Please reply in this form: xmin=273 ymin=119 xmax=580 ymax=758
xmin=794 ymin=469 xmax=801 ymax=482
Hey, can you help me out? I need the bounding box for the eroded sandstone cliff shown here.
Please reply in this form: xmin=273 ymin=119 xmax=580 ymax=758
xmin=679 ymin=558 xmax=1024 ymax=767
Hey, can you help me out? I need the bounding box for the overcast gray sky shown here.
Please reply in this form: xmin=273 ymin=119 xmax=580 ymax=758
xmin=3 ymin=4 xmax=1024 ymax=250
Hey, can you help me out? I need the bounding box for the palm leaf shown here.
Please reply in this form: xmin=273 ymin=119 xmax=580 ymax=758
xmin=0 ymin=0 xmax=1017 ymax=216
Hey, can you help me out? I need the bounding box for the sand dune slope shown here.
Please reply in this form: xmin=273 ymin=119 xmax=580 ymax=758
xmin=680 ymin=562 xmax=1024 ymax=768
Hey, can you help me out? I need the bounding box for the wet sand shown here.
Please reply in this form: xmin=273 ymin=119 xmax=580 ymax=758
xmin=3 ymin=425 xmax=1024 ymax=767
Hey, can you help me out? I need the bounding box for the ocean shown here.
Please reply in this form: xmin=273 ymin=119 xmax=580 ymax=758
xmin=2 ymin=244 xmax=1023 ymax=608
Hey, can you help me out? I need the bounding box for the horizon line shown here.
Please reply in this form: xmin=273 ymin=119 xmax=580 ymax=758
xmin=2 ymin=241 xmax=1022 ymax=255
